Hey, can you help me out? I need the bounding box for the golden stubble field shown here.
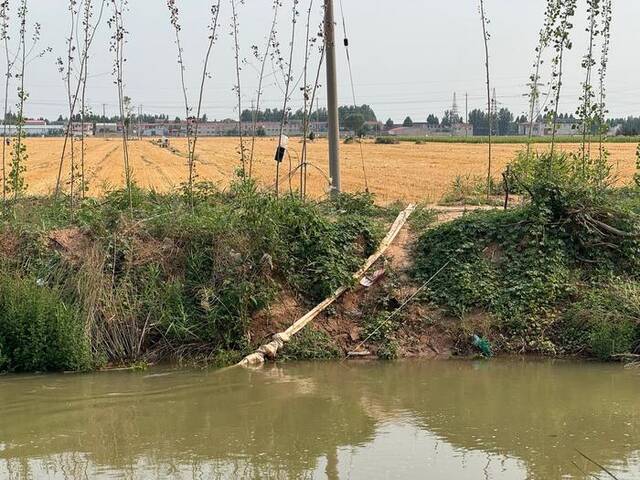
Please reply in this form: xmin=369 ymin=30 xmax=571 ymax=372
xmin=17 ymin=137 xmax=639 ymax=203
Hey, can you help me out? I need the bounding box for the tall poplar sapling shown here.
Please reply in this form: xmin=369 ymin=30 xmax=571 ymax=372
xmin=596 ymin=0 xmax=612 ymax=163
xmin=526 ymin=0 xmax=558 ymax=156
xmin=549 ymin=0 xmax=577 ymax=155
xmin=54 ymin=0 xmax=106 ymax=200
xmin=249 ymin=0 xmax=281 ymax=178
xmin=166 ymin=0 xmax=222 ymax=206
xmin=577 ymin=0 xmax=600 ymax=164
xmin=274 ymin=0 xmax=299 ymax=196
xmin=479 ymin=0 xmax=492 ymax=198
xmin=108 ymin=0 xmax=133 ymax=212
xmin=8 ymin=0 xmax=30 ymax=201
xmin=229 ymin=0 xmax=246 ymax=176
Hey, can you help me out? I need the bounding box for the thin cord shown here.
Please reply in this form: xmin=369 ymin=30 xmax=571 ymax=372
xmin=337 ymin=0 xmax=369 ymax=193
xmin=343 ymin=259 xmax=452 ymax=360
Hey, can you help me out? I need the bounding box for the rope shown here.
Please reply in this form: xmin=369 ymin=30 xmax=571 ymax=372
xmin=344 ymin=259 xmax=453 ymax=360
xmin=337 ymin=0 xmax=369 ymax=193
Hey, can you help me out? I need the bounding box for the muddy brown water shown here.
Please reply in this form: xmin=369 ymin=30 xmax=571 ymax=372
xmin=0 ymin=359 xmax=638 ymax=479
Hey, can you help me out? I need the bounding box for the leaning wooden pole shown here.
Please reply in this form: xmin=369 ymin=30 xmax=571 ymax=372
xmin=239 ymin=203 xmax=416 ymax=367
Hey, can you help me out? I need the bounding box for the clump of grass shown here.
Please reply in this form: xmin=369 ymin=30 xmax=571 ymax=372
xmin=280 ymin=329 xmax=341 ymax=361
xmin=374 ymin=137 xmax=399 ymax=145
xmin=360 ymin=294 xmax=407 ymax=360
xmin=409 ymin=204 xmax=438 ymax=231
xmin=439 ymin=174 xmax=503 ymax=206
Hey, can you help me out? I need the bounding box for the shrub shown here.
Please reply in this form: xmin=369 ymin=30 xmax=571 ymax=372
xmin=558 ymin=283 xmax=640 ymax=359
xmin=375 ymin=137 xmax=399 ymax=145
xmin=0 ymin=274 xmax=91 ymax=372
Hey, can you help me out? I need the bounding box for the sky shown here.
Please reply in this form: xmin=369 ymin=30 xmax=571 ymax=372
xmin=8 ymin=0 xmax=640 ymax=123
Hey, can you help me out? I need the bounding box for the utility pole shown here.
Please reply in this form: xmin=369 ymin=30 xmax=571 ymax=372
xmin=324 ymin=0 xmax=340 ymax=195
xmin=465 ymin=92 xmax=468 ymax=123
xmin=102 ymin=103 xmax=107 ymax=138
xmin=465 ymin=92 xmax=469 ymax=137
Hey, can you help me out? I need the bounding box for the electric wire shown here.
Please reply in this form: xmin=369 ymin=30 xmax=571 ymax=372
xmin=337 ymin=0 xmax=369 ymax=193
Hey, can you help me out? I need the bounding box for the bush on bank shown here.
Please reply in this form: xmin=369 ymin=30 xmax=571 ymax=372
xmin=0 ymin=274 xmax=92 ymax=372
xmin=0 ymin=180 xmax=386 ymax=372
xmin=413 ymin=151 xmax=640 ymax=358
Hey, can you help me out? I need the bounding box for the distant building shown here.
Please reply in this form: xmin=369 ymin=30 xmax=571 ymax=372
xmin=1 ymin=124 xmax=64 ymax=137
xmin=517 ymin=121 xmax=578 ymax=137
xmin=135 ymin=119 xmax=332 ymax=138
xmin=70 ymin=122 xmax=94 ymax=137
xmin=95 ymin=123 xmax=120 ymax=136
xmin=388 ymin=122 xmax=472 ymax=137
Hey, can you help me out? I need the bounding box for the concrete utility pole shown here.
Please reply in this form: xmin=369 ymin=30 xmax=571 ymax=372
xmin=102 ymin=104 xmax=107 ymax=138
xmin=324 ymin=0 xmax=340 ymax=195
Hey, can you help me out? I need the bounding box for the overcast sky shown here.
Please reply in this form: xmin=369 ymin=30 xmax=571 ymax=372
xmin=10 ymin=0 xmax=640 ymax=122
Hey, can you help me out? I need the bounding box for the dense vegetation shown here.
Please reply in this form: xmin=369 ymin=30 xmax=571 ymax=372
xmin=0 ymin=181 xmax=386 ymax=372
xmin=414 ymin=151 xmax=640 ymax=359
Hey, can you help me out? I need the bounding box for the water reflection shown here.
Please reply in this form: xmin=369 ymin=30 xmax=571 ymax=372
xmin=0 ymin=359 xmax=638 ymax=479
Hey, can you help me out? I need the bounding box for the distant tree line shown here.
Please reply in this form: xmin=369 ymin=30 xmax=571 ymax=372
xmin=608 ymin=116 xmax=640 ymax=136
xmin=240 ymin=104 xmax=377 ymax=133
xmin=386 ymin=107 xmax=587 ymax=136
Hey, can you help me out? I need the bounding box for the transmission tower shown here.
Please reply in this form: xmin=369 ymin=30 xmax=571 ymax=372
xmin=524 ymin=82 xmax=547 ymax=136
xmin=451 ymin=92 xmax=459 ymax=123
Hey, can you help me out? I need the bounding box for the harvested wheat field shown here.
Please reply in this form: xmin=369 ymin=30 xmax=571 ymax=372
xmin=19 ymin=137 xmax=639 ymax=203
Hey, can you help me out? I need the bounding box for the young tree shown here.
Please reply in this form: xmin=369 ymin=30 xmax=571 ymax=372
xmin=596 ymin=0 xmax=612 ymax=161
xmin=577 ymin=0 xmax=600 ymax=163
xmin=274 ymin=0 xmax=299 ymax=196
xmin=549 ymin=0 xmax=577 ymax=154
xmin=229 ymin=0 xmax=246 ymax=175
xmin=249 ymin=0 xmax=281 ymax=177
xmin=8 ymin=0 xmax=30 ymax=201
xmin=166 ymin=0 xmax=222 ymax=206
xmin=54 ymin=0 xmax=105 ymax=201
xmin=402 ymin=116 xmax=413 ymax=127
xmin=108 ymin=0 xmax=133 ymax=212
xmin=479 ymin=0 xmax=492 ymax=198
xmin=299 ymin=0 xmax=318 ymax=198
xmin=59 ymin=0 xmax=79 ymax=209
xmin=79 ymin=1 xmax=106 ymax=199
xmin=526 ymin=0 xmax=558 ymax=155
xmin=0 ymin=0 xmax=15 ymax=207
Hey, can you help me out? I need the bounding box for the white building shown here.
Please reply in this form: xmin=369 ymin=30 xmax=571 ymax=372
xmin=1 ymin=124 xmax=64 ymax=137
xmin=518 ymin=121 xmax=579 ymax=137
